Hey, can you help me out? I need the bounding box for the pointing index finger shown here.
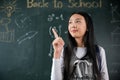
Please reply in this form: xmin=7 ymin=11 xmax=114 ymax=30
xmin=52 ymin=28 xmax=58 ymax=38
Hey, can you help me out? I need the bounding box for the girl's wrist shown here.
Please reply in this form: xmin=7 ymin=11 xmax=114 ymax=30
xmin=53 ymin=51 xmax=61 ymax=59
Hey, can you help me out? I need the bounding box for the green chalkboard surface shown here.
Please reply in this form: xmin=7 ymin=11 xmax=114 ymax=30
xmin=0 ymin=0 xmax=120 ymax=80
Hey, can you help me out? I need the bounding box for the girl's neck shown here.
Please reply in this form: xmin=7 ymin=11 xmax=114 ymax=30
xmin=75 ymin=38 xmax=84 ymax=47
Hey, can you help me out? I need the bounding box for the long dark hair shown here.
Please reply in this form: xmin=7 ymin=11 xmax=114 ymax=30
xmin=63 ymin=12 xmax=101 ymax=80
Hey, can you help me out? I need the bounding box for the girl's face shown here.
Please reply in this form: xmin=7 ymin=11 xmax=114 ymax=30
xmin=68 ymin=14 xmax=87 ymax=39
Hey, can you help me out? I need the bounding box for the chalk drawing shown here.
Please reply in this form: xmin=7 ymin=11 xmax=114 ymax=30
xmin=15 ymin=14 xmax=32 ymax=29
xmin=17 ymin=31 xmax=38 ymax=44
xmin=110 ymin=3 xmax=120 ymax=23
xmin=111 ymin=26 xmax=120 ymax=46
xmin=0 ymin=0 xmax=20 ymax=43
xmin=0 ymin=0 xmax=20 ymax=17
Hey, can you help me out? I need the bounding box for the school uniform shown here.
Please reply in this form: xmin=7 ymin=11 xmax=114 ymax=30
xmin=51 ymin=46 xmax=109 ymax=80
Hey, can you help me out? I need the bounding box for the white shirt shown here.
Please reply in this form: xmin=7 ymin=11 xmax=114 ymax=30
xmin=51 ymin=46 xmax=109 ymax=80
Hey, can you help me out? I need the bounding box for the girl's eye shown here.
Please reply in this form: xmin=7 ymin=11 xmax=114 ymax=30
xmin=76 ymin=20 xmax=81 ymax=23
xmin=69 ymin=21 xmax=72 ymax=24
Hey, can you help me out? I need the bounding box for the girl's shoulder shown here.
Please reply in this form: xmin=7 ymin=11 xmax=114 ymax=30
xmin=97 ymin=45 xmax=105 ymax=53
xmin=97 ymin=45 xmax=106 ymax=59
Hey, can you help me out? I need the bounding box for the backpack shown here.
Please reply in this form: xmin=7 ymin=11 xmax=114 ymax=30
xmin=69 ymin=46 xmax=101 ymax=80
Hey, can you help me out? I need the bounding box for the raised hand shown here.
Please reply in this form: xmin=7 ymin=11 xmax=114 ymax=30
xmin=52 ymin=28 xmax=64 ymax=59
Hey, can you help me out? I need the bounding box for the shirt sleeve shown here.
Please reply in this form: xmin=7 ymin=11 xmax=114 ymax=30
xmin=99 ymin=46 xmax=109 ymax=80
xmin=50 ymin=49 xmax=64 ymax=80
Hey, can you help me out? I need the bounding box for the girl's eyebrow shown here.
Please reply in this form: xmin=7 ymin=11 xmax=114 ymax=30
xmin=69 ymin=18 xmax=82 ymax=21
xmin=75 ymin=18 xmax=82 ymax=20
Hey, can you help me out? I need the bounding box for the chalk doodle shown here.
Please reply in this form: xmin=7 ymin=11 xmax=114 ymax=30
xmin=17 ymin=31 xmax=38 ymax=44
xmin=110 ymin=3 xmax=120 ymax=23
xmin=111 ymin=26 xmax=120 ymax=46
xmin=0 ymin=18 xmax=11 ymax=32
xmin=0 ymin=0 xmax=20 ymax=17
xmin=0 ymin=0 xmax=20 ymax=43
xmin=110 ymin=3 xmax=120 ymax=46
xmin=15 ymin=14 xmax=32 ymax=29
xmin=0 ymin=30 xmax=15 ymax=42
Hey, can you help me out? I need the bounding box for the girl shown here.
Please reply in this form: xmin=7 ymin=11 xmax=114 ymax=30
xmin=51 ymin=12 xmax=109 ymax=80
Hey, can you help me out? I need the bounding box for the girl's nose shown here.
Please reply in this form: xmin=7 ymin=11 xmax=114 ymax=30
xmin=71 ymin=23 xmax=77 ymax=28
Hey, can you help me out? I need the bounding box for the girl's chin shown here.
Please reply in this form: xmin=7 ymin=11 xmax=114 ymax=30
xmin=71 ymin=35 xmax=82 ymax=39
xmin=71 ymin=35 xmax=78 ymax=38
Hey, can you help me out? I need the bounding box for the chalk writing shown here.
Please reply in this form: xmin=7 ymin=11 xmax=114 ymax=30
xmin=48 ymin=25 xmax=62 ymax=57
xmin=47 ymin=13 xmax=64 ymax=22
xmin=49 ymin=26 xmax=54 ymax=38
xmin=27 ymin=0 xmax=49 ymax=8
xmin=48 ymin=44 xmax=53 ymax=57
xmin=26 ymin=0 xmax=103 ymax=8
xmin=48 ymin=25 xmax=67 ymax=56
xmin=49 ymin=25 xmax=62 ymax=38
xmin=47 ymin=12 xmax=66 ymax=56
xmin=17 ymin=31 xmax=38 ymax=44
xmin=68 ymin=0 xmax=102 ymax=8
xmin=53 ymin=0 xmax=63 ymax=8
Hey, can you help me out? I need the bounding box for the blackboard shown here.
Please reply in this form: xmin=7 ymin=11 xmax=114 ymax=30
xmin=0 ymin=0 xmax=120 ymax=80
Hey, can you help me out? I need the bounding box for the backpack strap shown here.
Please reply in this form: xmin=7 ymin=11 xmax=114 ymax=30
xmin=95 ymin=45 xmax=101 ymax=71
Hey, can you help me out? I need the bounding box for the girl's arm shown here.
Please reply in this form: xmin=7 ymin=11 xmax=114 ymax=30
xmin=51 ymin=50 xmax=64 ymax=80
xmin=99 ymin=47 xmax=109 ymax=80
